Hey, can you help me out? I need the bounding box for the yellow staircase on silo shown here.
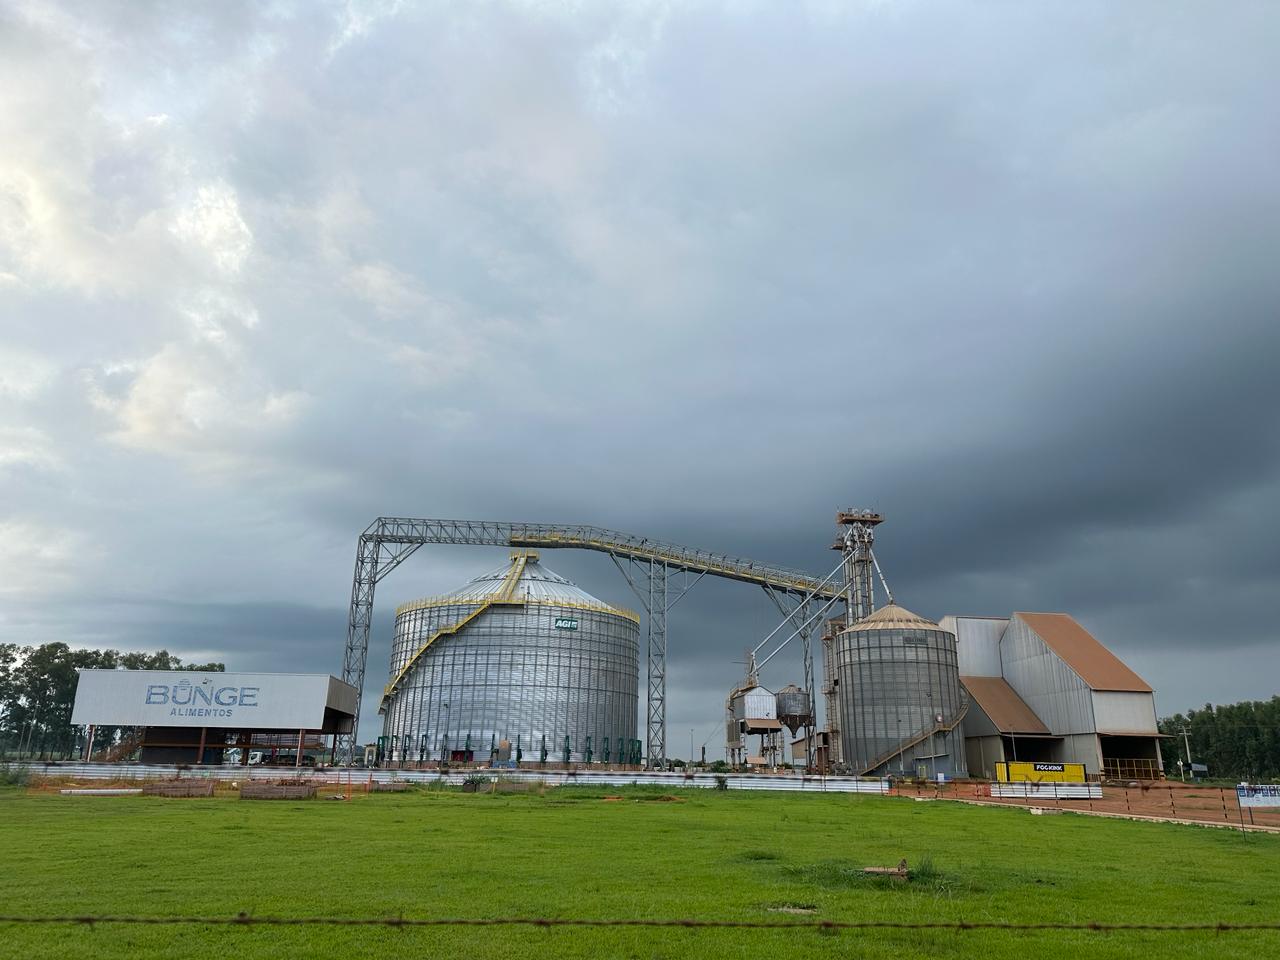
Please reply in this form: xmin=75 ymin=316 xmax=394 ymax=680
xmin=377 ymin=550 xmax=536 ymax=714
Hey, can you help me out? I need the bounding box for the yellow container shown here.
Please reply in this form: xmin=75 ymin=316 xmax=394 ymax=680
xmin=995 ymin=761 xmax=1086 ymax=783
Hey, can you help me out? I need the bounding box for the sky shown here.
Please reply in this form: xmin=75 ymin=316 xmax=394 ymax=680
xmin=2 ymin=0 xmax=1278 ymax=756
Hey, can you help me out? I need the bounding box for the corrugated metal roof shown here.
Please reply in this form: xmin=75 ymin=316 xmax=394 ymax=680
xmin=843 ymin=603 xmax=946 ymax=633
xmin=1015 ymin=612 xmax=1152 ymax=693
xmin=398 ymin=554 xmax=635 ymax=620
xmin=441 ymin=556 xmax=610 ymax=605
xmin=959 ymin=676 xmax=1051 ymax=735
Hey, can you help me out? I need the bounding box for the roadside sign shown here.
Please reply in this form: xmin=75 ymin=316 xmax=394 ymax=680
xmin=1237 ymin=784 xmax=1280 ymax=808
xmin=995 ymin=761 xmax=1086 ymax=783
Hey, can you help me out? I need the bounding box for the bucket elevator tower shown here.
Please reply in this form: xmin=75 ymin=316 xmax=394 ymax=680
xmin=821 ymin=510 xmax=883 ymax=766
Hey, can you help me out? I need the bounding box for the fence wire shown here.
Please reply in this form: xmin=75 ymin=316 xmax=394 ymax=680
xmin=0 ymin=915 xmax=1277 ymax=932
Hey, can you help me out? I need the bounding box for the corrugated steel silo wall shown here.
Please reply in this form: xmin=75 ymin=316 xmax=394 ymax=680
xmin=775 ymin=687 xmax=811 ymax=723
xmin=384 ymin=602 xmax=639 ymax=761
xmin=832 ymin=627 xmax=968 ymax=776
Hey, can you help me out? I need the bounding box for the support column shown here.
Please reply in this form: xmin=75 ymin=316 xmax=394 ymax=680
xmin=646 ymin=559 xmax=668 ymax=770
xmin=611 ymin=555 xmax=701 ymax=772
xmin=762 ymin=589 xmax=820 ymax=772
xmin=796 ymin=598 xmax=816 ymax=771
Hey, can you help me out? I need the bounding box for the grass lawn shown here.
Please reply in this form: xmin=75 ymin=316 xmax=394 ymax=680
xmin=1 ymin=784 xmax=1277 ymax=959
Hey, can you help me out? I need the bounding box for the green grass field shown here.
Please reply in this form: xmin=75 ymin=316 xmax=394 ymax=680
xmin=1 ymin=784 xmax=1277 ymax=959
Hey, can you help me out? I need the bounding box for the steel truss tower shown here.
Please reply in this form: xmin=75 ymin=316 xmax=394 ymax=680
xmin=836 ymin=509 xmax=884 ymax=625
xmin=341 ymin=518 xmax=843 ymax=767
xmin=823 ymin=509 xmax=885 ymax=768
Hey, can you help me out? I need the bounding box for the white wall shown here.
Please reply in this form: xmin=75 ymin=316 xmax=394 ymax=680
xmin=1091 ymin=691 xmax=1159 ymax=734
xmin=71 ymin=670 xmax=348 ymax=729
xmin=965 ymin=735 xmax=1004 ymax=779
xmin=961 ymin=698 xmax=999 ymax=738
xmin=1054 ymin=733 xmax=1103 ymax=774
xmin=942 ymin=616 xmax=1007 ymax=678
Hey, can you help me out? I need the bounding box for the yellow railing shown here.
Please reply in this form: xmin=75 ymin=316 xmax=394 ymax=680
xmin=380 ymin=550 xmax=644 ymax=716
xmin=379 ymin=602 xmax=497 ymax=714
xmin=1103 ymin=758 xmax=1164 ymax=781
xmin=508 ymin=532 xmax=837 ymax=596
xmin=495 ymin=550 xmax=533 ymax=602
xmin=395 ymin=595 xmax=640 ymax=624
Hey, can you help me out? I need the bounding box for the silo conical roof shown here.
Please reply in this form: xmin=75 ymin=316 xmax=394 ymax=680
xmin=437 ymin=552 xmax=622 ymax=604
xmin=844 ymin=603 xmax=946 ymax=633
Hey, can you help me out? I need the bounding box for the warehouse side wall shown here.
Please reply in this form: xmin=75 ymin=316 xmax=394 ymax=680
xmin=1000 ymin=617 xmax=1096 ymax=736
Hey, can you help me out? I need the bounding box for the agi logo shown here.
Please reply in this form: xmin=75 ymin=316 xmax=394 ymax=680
xmin=553 ymin=617 xmax=579 ymax=631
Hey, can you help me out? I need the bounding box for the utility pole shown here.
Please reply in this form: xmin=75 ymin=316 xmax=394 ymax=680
xmin=1181 ymin=725 xmax=1193 ymax=766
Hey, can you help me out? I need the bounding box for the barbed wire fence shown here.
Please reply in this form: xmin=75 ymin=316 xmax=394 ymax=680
xmin=0 ymin=915 xmax=1277 ymax=932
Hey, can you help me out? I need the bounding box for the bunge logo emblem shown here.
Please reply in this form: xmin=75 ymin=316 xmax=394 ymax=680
xmin=144 ymin=680 xmax=261 ymax=719
xmin=554 ymin=618 xmax=579 ymax=631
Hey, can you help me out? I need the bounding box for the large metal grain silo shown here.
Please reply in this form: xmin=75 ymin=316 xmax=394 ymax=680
xmin=831 ymin=604 xmax=968 ymax=778
xmin=380 ymin=551 xmax=640 ymax=764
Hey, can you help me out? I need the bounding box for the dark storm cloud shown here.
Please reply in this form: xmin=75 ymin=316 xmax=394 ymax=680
xmin=2 ymin=1 xmax=1278 ymax=749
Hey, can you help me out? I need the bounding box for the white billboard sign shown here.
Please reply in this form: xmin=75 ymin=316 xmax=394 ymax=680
xmin=71 ymin=670 xmax=351 ymax=730
xmin=1237 ymin=784 xmax=1280 ymax=809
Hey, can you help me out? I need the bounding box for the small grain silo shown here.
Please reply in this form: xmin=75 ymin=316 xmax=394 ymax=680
xmin=775 ymin=683 xmax=813 ymax=736
xmin=380 ymin=551 xmax=640 ymax=765
xmin=726 ymin=681 xmax=783 ymax=768
xmin=831 ymin=603 xmax=968 ymax=777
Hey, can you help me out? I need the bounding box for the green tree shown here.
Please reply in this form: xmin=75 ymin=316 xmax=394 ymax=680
xmin=1160 ymin=696 xmax=1280 ymax=782
xmin=0 ymin=644 xmax=224 ymax=760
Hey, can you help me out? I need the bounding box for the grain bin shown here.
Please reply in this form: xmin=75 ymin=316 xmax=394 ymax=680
xmin=830 ymin=603 xmax=968 ymax=777
xmin=380 ymin=551 xmax=640 ymax=764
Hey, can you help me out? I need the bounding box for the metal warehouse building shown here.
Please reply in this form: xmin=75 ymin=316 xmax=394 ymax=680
xmin=71 ymin=670 xmax=358 ymax=765
xmin=942 ymin=612 xmax=1164 ymax=780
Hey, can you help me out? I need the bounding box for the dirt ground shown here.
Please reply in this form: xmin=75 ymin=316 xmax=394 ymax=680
xmin=892 ymin=779 xmax=1280 ymax=830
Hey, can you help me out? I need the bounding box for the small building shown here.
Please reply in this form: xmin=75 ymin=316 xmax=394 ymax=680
xmin=726 ymin=682 xmax=783 ymax=768
xmin=71 ymin=669 xmax=357 ymax=765
xmin=791 ymin=730 xmax=833 ymax=772
xmin=943 ymin=613 xmax=1165 ymax=780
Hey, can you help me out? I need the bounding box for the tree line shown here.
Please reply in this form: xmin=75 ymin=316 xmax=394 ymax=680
xmin=0 ymin=642 xmax=224 ymax=760
xmin=1159 ymin=696 xmax=1280 ymax=781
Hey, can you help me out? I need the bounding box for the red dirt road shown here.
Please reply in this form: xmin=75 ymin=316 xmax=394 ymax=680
xmin=892 ymin=780 xmax=1280 ymax=830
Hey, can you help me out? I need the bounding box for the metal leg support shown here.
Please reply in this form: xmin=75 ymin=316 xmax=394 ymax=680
xmin=611 ymin=556 xmax=705 ymax=771
xmin=339 ymin=530 xmax=422 ymax=764
xmin=646 ymin=560 xmax=668 ymax=770
xmin=764 ymin=588 xmax=818 ymax=771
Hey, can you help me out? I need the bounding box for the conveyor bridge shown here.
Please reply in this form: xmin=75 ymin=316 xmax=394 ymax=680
xmin=342 ymin=518 xmax=844 ymax=766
